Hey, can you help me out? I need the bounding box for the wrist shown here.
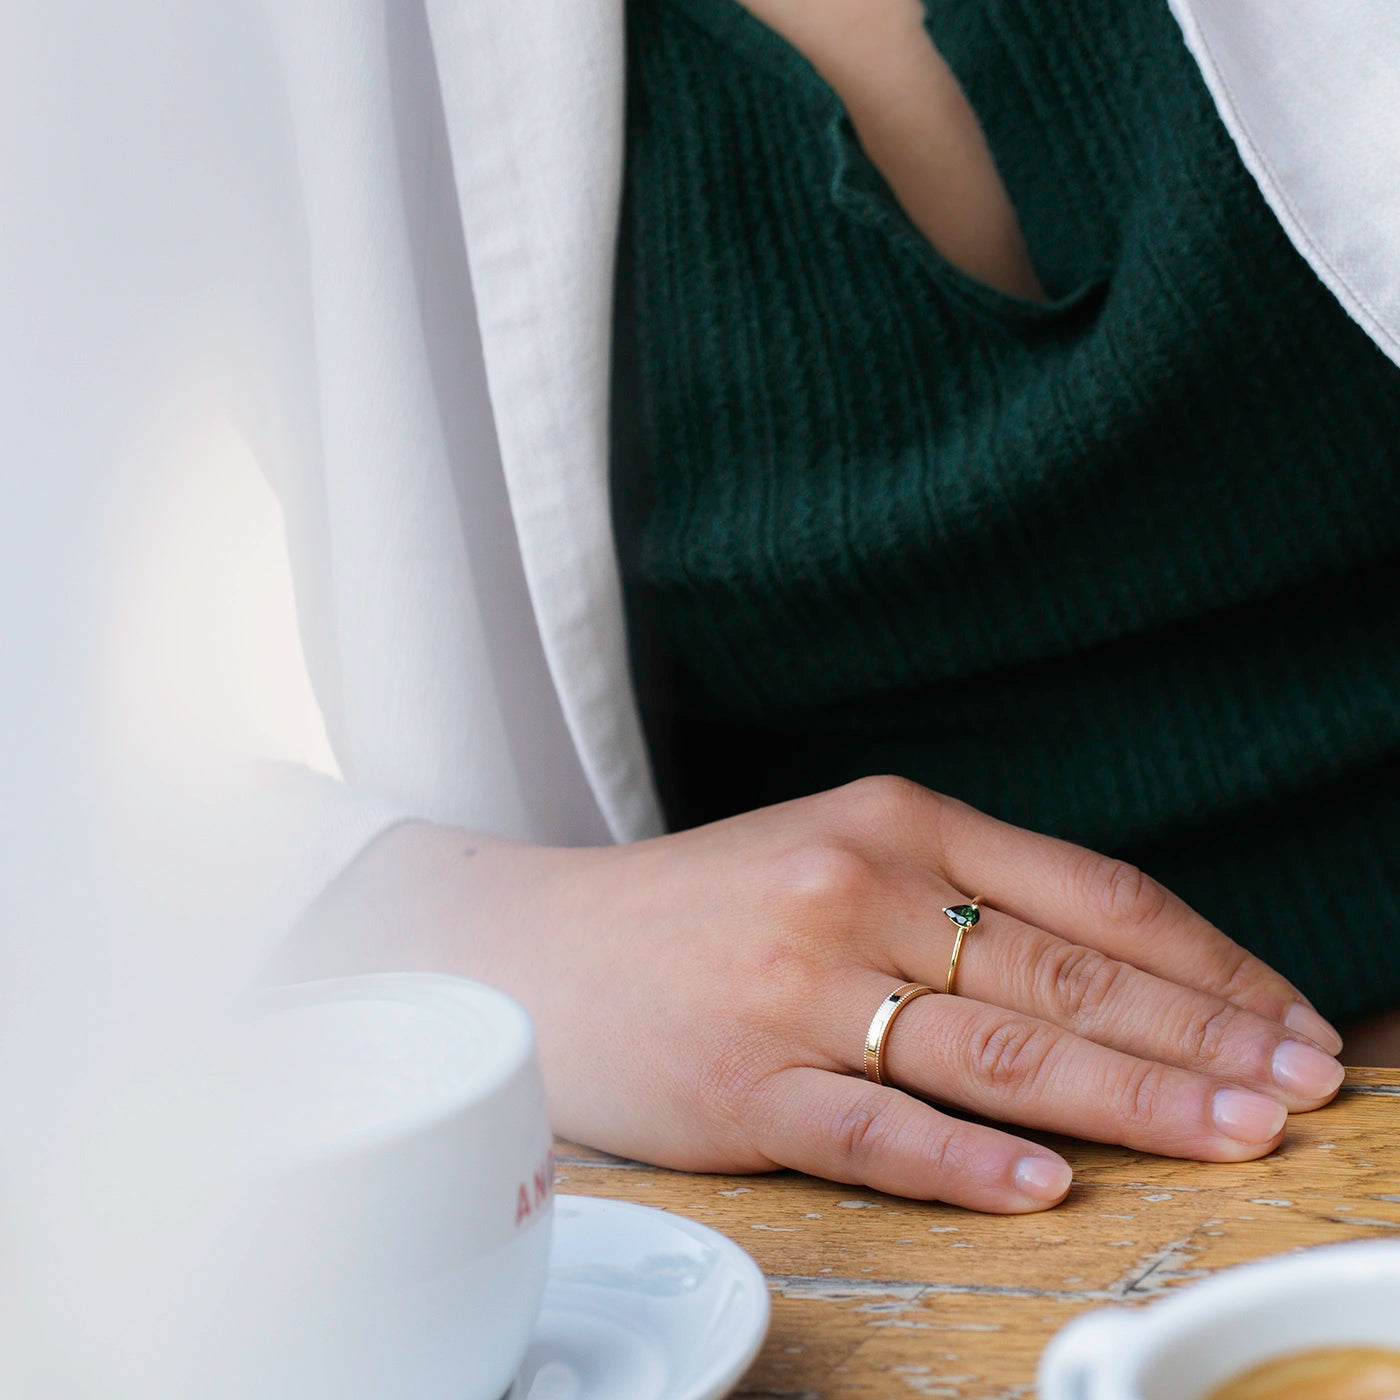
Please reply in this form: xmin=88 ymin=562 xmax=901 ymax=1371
xmin=265 ymin=819 xmax=516 ymax=986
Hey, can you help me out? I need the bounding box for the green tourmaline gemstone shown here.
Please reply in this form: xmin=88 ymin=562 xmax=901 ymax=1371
xmin=943 ymin=904 xmax=980 ymax=929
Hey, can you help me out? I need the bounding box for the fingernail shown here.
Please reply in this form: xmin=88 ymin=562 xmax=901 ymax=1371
xmin=1014 ymin=1156 xmax=1073 ymax=1203
xmin=1272 ymin=1040 xmax=1345 ymax=1098
xmin=1212 ymin=1087 xmax=1287 ymax=1143
xmin=1285 ymin=1003 xmax=1343 ymax=1055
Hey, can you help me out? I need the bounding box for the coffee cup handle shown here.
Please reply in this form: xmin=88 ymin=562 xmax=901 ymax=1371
xmin=1037 ymin=1306 xmax=1139 ymax=1400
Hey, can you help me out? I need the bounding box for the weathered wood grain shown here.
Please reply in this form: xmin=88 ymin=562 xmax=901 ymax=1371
xmin=554 ymin=1070 xmax=1400 ymax=1399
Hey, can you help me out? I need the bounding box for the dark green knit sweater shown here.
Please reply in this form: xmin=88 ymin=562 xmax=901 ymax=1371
xmin=610 ymin=0 xmax=1400 ymax=1022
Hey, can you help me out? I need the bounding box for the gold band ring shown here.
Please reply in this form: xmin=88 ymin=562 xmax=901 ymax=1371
xmin=941 ymin=896 xmax=983 ymax=998
xmin=864 ymin=983 xmax=938 ymax=1086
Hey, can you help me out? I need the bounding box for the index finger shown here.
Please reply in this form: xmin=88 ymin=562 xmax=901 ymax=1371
xmin=934 ymin=798 xmax=1343 ymax=1053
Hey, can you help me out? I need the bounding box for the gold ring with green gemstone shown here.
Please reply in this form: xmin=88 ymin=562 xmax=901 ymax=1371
xmin=941 ymin=896 xmax=983 ymax=997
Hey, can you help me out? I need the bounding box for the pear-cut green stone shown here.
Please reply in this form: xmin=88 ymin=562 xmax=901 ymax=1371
xmin=943 ymin=904 xmax=980 ymax=929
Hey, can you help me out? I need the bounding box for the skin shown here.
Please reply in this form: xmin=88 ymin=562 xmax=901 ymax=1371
xmin=738 ymin=0 xmax=1045 ymax=299
xmin=283 ymin=778 xmax=1349 ymax=1215
xmin=277 ymin=0 xmax=1400 ymax=1214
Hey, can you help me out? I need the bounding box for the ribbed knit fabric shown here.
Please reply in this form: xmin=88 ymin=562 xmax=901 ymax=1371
xmin=610 ymin=0 xmax=1400 ymax=1022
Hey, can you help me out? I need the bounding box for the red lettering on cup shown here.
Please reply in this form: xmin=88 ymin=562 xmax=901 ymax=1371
xmin=515 ymin=1150 xmax=556 ymax=1228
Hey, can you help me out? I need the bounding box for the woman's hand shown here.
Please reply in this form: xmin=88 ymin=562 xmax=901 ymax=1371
xmin=289 ymin=776 xmax=1345 ymax=1213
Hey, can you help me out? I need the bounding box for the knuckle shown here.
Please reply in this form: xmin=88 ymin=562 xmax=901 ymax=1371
xmin=826 ymin=1092 xmax=961 ymax=1188
xmin=1209 ymin=943 xmax=1265 ymax=1004
xmin=823 ymin=773 xmax=956 ymax=874
xmin=1182 ymin=999 xmax=1242 ymax=1067
xmin=1189 ymin=936 xmax=1295 ymax=1021
xmin=970 ymin=1016 xmax=1061 ymax=1095
xmin=1074 ymin=852 xmax=1169 ymax=929
xmin=922 ymin=1118 xmax=972 ymax=1182
xmin=1043 ymin=943 xmax=1126 ymax=1025
xmin=1117 ymin=1059 xmax=1169 ymax=1133
xmin=769 ymin=841 xmax=879 ymax=916
xmin=826 ymin=1092 xmax=889 ymax=1170
xmin=828 ymin=773 xmax=933 ymax=832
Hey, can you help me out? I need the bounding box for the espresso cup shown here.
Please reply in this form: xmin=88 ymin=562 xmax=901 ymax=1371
xmin=1038 ymin=1239 xmax=1400 ymax=1400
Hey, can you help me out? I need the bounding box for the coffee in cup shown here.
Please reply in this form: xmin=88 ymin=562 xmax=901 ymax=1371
xmin=1203 ymin=1345 xmax=1400 ymax=1400
xmin=1039 ymin=1240 xmax=1400 ymax=1400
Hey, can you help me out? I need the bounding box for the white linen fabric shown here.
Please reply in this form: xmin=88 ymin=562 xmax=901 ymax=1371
xmin=1169 ymin=0 xmax=1400 ymax=373
xmin=2 ymin=0 xmax=1398 ymax=965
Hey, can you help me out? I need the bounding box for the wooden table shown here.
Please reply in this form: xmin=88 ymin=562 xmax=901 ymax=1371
xmin=554 ymin=1068 xmax=1399 ymax=1399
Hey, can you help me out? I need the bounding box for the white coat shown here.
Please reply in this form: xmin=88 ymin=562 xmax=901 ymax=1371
xmin=5 ymin=0 xmax=1400 ymax=960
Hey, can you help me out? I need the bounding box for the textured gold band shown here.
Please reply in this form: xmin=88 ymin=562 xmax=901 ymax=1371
xmin=863 ymin=982 xmax=938 ymax=1086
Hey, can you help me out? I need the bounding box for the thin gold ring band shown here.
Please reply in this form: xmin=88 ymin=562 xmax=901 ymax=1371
xmin=942 ymin=895 xmax=984 ymax=998
xmin=864 ymin=983 xmax=938 ymax=1086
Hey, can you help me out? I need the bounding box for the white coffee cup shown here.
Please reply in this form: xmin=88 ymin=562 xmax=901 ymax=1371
xmin=226 ymin=974 xmax=556 ymax=1400
xmin=38 ymin=973 xmax=553 ymax=1400
xmin=1039 ymin=1239 xmax=1400 ymax=1400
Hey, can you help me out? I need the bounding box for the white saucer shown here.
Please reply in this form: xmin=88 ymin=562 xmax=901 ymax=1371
xmin=510 ymin=1195 xmax=771 ymax=1400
